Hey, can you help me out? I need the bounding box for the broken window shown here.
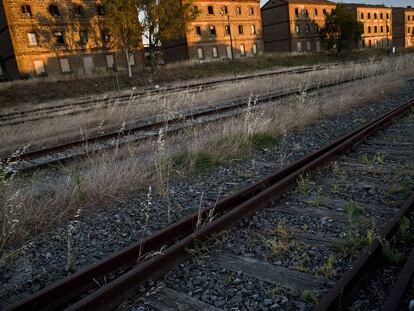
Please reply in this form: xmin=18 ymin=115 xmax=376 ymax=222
xmin=101 ymin=30 xmax=110 ymax=42
xmin=74 ymin=5 xmax=85 ymax=17
xmin=209 ymin=25 xmax=216 ymax=36
xmin=79 ymin=31 xmax=88 ymax=44
xmin=238 ymin=25 xmax=244 ymax=35
xmin=97 ymin=5 xmax=105 ymax=15
xmin=27 ymin=32 xmax=38 ymax=46
xmin=21 ymin=5 xmax=32 ymax=16
xmin=195 ymin=26 xmax=201 ymax=36
xmin=49 ymin=5 xmax=60 ymax=17
xmin=208 ymin=6 xmax=214 ymax=14
xmin=54 ymin=31 xmax=64 ymax=44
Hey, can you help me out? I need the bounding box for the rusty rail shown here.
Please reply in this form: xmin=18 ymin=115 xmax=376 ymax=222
xmin=5 ymin=98 xmax=414 ymax=311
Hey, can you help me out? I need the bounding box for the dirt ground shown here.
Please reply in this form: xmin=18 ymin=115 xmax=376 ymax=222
xmin=0 ymin=48 xmax=411 ymax=108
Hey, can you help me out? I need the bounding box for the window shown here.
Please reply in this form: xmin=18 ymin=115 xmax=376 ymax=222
xmin=368 ymin=40 xmax=372 ymax=48
xmin=54 ymin=31 xmax=64 ymax=44
xmin=97 ymin=5 xmax=105 ymax=15
xmin=252 ymin=43 xmax=257 ymax=55
xmin=295 ymin=25 xmax=300 ymax=33
xmin=106 ymin=54 xmax=114 ymax=68
xmin=33 ymin=60 xmax=45 ymax=75
xmin=374 ymin=26 xmax=377 ymax=33
xmin=251 ymin=24 xmax=256 ymax=35
xmin=307 ymin=41 xmax=311 ymax=51
xmin=409 ymin=16 xmax=411 ymax=21
xmin=27 ymin=32 xmax=38 ymax=46
xmin=238 ymin=25 xmax=244 ymax=35
xmin=303 ymin=9 xmax=308 ymax=17
xmin=197 ymin=47 xmax=204 ymax=59
xmin=306 ymin=24 xmax=310 ymax=32
xmin=323 ymin=9 xmax=326 ymax=15
xmin=240 ymin=44 xmax=245 ymax=56
xmin=368 ymin=13 xmax=371 ymax=19
xmin=314 ymin=9 xmax=318 ymax=16
xmin=21 ymin=5 xmax=32 ymax=16
xmin=295 ymin=8 xmax=299 ymax=16
xmin=297 ymin=41 xmax=302 ymax=52
xmin=225 ymin=25 xmax=230 ymax=35
xmin=194 ymin=5 xmax=198 ymax=11
xmin=374 ymin=13 xmax=377 ymax=19
xmin=102 ymin=30 xmax=110 ymax=42
xmin=361 ymin=13 xmax=364 ymax=19
xmin=223 ymin=6 xmax=228 ymax=14
xmin=208 ymin=6 xmax=214 ymax=14
xmin=209 ymin=25 xmax=216 ymax=36
xmin=49 ymin=5 xmax=60 ymax=17
xmin=386 ymin=25 xmax=389 ymax=33
xmin=380 ymin=26 xmax=383 ymax=33
xmin=79 ymin=31 xmax=88 ymax=44
xmin=386 ymin=13 xmax=389 ymax=19
xmin=212 ymin=46 xmax=218 ymax=58
xmin=195 ymin=26 xmax=201 ymax=36
xmin=74 ymin=5 xmax=85 ymax=17
xmin=409 ymin=27 xmax=411 ymax=34
xmin=250 ymin=7 xmax=254 ymax=15
xmin=380 ymin=13 xmax=383 ymax=19
xmin=236 ymin=7 xmax=241 ymax=15
xmin=59 ymin=58 xmax=71 ymax=73
xmin=368 ymin=26 xmax=371 ymax=33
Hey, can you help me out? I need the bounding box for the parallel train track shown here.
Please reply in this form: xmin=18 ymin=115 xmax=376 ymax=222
xmin=5 ymin=98 xmax=414 ymax=311
xmin=0 ymin=60 xmax=369 ymax=127
xmin=4 ymin=70 xmax=384 ymax=174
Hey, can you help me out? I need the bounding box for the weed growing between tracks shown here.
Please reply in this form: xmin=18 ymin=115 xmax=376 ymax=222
xmin=0 ymin=63 xmax=413 ymax=258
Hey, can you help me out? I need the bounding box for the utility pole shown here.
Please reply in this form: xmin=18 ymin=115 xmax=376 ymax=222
xmin=221 ymin=12 xmax=236 ymax=77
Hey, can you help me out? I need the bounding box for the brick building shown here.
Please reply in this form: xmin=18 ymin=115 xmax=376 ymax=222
xmin=162 ymin=0 xmax=263 ymax=63
xmin=346 ymin=4 xmax=392 ymax=49
xmin=261 ymin=0 xmax=335 ymax=53
xmin=0 ymin=0 xmax=142 ymax=80
xmin=392 ymin=7 xmax=414 ymax=48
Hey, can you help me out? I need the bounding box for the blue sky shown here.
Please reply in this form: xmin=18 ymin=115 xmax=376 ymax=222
xmin=260 ymin=0 xmax=414 ymax=7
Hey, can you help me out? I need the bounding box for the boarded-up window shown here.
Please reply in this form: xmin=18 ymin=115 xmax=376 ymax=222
xmin=252 ymin=43 xmax=257 ymax=54
xmin=28 ymin=32 xmax=38 ymax=45
xmin=251 ymin=25 xmax=256 ymax=34
xmin=240 ymin=44 xmax=245 ymax=56
xmin=212 ymin=46 xmax=218 ymax=58
xmin=297 ymin=42 xmax=302 ymax=52
xmin=197 ymin=48 xmax=204 ymax=59
xmin=307 ymin=41 xmax=311 ymax=51
xmin=129 ymin=54 xmax=135 ymax=66
xmin=226 ymin=46 xmax=232 ymax=59
xmin=33 ymin=60 xmax=45 ymax=75
xmin=106 ymin=54 xmax=114 ymax=68
xmin=83 ymin=56 xmax=93 ymax=75
xmin=60 ymin=58 xmax=70 ymax=72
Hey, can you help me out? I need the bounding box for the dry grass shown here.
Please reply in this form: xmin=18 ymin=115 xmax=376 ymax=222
xmin=1 ymin=58 xmax=412 ymax=258
xmin=1 ymin=54 xmax=413 ymax=157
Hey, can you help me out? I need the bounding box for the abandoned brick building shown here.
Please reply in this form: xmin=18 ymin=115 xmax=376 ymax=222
xmin=261 ymin=0 xmax=336 ymax=53
xmin=0 ymin=0 xmax=142 ymax=79
xmin=392 ymin=7 xmax=414 ymax=48
xmin=346 ymin=3 xmax=393 ymax=49
xmin=162 ymin=0 xmax=263 ymax=63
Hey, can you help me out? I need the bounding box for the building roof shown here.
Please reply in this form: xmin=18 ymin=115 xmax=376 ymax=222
xmin=262 ymin=0 xmax=334 ymax=10
xmin=345 ymin=3 xmax=390 ymax=9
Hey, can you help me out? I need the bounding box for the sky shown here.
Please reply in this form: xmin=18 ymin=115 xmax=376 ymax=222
xmin=260 ymin=0 xmax=414 ymax=7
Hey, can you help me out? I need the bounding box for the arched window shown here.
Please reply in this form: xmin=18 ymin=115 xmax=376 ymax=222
xmin=49 ymin=4 xmax=60 ymax=17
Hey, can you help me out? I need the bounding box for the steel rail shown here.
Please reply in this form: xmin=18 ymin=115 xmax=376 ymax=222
xmin=4 ymin=72 xmax=383 ymax=174
xmin=5 ymin=98 xmax=413 ymax=311
xmin=382 ymin=246 xmax=414 ymax=311
xmin=314 ymin=192 xmax=414 ymax=311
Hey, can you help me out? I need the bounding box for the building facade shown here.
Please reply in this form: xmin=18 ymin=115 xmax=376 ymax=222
xmin=162 ymin=0 xmax=263 ymax=63
xmin=392 ymin=7 xmax=414 ymax=48
xmin=261 ymin=0 xmax=335 ymax=53
xmin=0 ymin=0 xmax=142 ymax=80
xmin=346 ymin=4 xmax=392 ymax=49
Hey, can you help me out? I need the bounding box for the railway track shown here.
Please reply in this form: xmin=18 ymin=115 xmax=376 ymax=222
xmin=0 ymin=60 xmax=368 ymax=126
xmin=5 ymin=98 xmax=413 ymax=311
xmin=4 ymin=71 xmax=385 ymax=174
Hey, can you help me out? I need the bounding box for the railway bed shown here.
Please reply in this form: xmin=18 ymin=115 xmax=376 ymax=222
xmin=4 ymin=97 xmax=414 ymax=310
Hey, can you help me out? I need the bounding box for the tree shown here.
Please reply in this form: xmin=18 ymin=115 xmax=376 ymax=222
xmin=104 ymin=0 xmax=143 ymax=78
xmin=138 ymin=0 xmax=198 ymax=80
xmin=319 ymin=4 xmax=363 ymax=54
